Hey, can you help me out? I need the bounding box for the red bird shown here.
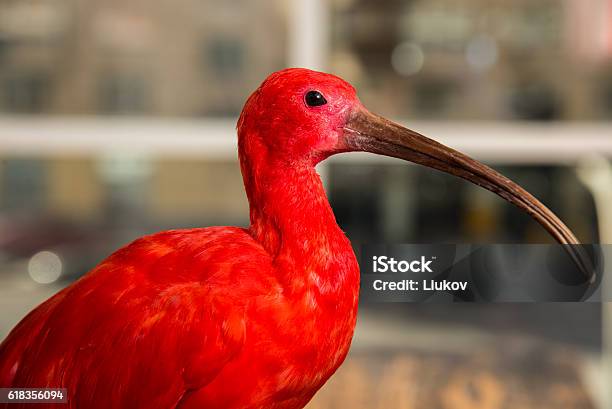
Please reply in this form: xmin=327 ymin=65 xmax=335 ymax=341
xmin=0 ymin=69 xmax=588 ymax=408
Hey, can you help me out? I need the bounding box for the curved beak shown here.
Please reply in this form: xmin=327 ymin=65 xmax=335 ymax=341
xmin=344 ymin=108 xmax=594 ymax=282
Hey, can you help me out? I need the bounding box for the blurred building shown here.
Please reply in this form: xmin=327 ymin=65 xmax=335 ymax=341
xmin=2 ymin=0 xmax=611 ymax=120
xmin=0 ymin=0 xmax=287 ymax=236
xmin=330 ymin=0 xmax=612 ymax=120
xmin=0 ymin=0 xmax=287 ymax=116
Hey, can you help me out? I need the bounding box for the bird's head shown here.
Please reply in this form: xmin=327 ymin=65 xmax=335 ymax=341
xmin=238 ymin=68 xmax=359 ymax=163
xmin=238 ymin=68 xmax=593 ymax=280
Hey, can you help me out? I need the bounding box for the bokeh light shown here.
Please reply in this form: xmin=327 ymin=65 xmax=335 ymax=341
xmin=28 ymin=251 xmax=63 ymax=284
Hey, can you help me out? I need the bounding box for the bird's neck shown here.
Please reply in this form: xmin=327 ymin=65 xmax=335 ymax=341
xmin=245 ymin=160 xmax=357 ymax=293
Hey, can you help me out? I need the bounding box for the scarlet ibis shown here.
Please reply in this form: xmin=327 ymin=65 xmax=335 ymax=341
xmin=0 ymin=68 xmax=590 ymax=408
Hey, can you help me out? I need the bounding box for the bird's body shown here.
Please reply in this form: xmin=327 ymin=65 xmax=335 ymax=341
xmin=0 ymin=68 xmax=588 ymax=408
xmin=0 ymin=155 xmax=359 ymax=408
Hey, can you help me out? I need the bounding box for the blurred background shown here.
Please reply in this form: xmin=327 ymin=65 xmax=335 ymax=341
xmin=1 ymin=0 xmax=612 ymax=407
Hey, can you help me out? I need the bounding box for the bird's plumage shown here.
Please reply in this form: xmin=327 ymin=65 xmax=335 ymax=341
xmin=1 ymin=221 xmax=358 ymax=408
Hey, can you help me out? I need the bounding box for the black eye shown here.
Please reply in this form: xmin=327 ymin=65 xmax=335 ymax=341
xmin=305 ymin=90 xmax=327 ymax=107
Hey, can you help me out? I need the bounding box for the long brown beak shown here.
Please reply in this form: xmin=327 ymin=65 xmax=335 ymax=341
xmin=344 ymin=108 xmax=595 ymax=283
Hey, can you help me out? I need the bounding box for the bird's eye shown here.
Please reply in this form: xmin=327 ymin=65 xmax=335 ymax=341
xmin=305 ymin=90 xmax=327 ymax=107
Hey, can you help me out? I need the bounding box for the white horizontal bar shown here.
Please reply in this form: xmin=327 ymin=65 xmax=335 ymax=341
xmin=0 ymin=116 xmax=237 ymax=158
xmin=0 ymin=116 xmax=610 ymax=164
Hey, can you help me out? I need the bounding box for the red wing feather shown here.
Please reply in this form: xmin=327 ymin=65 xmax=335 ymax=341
xmin=0 ymin=227 xmax=271 ymax=409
